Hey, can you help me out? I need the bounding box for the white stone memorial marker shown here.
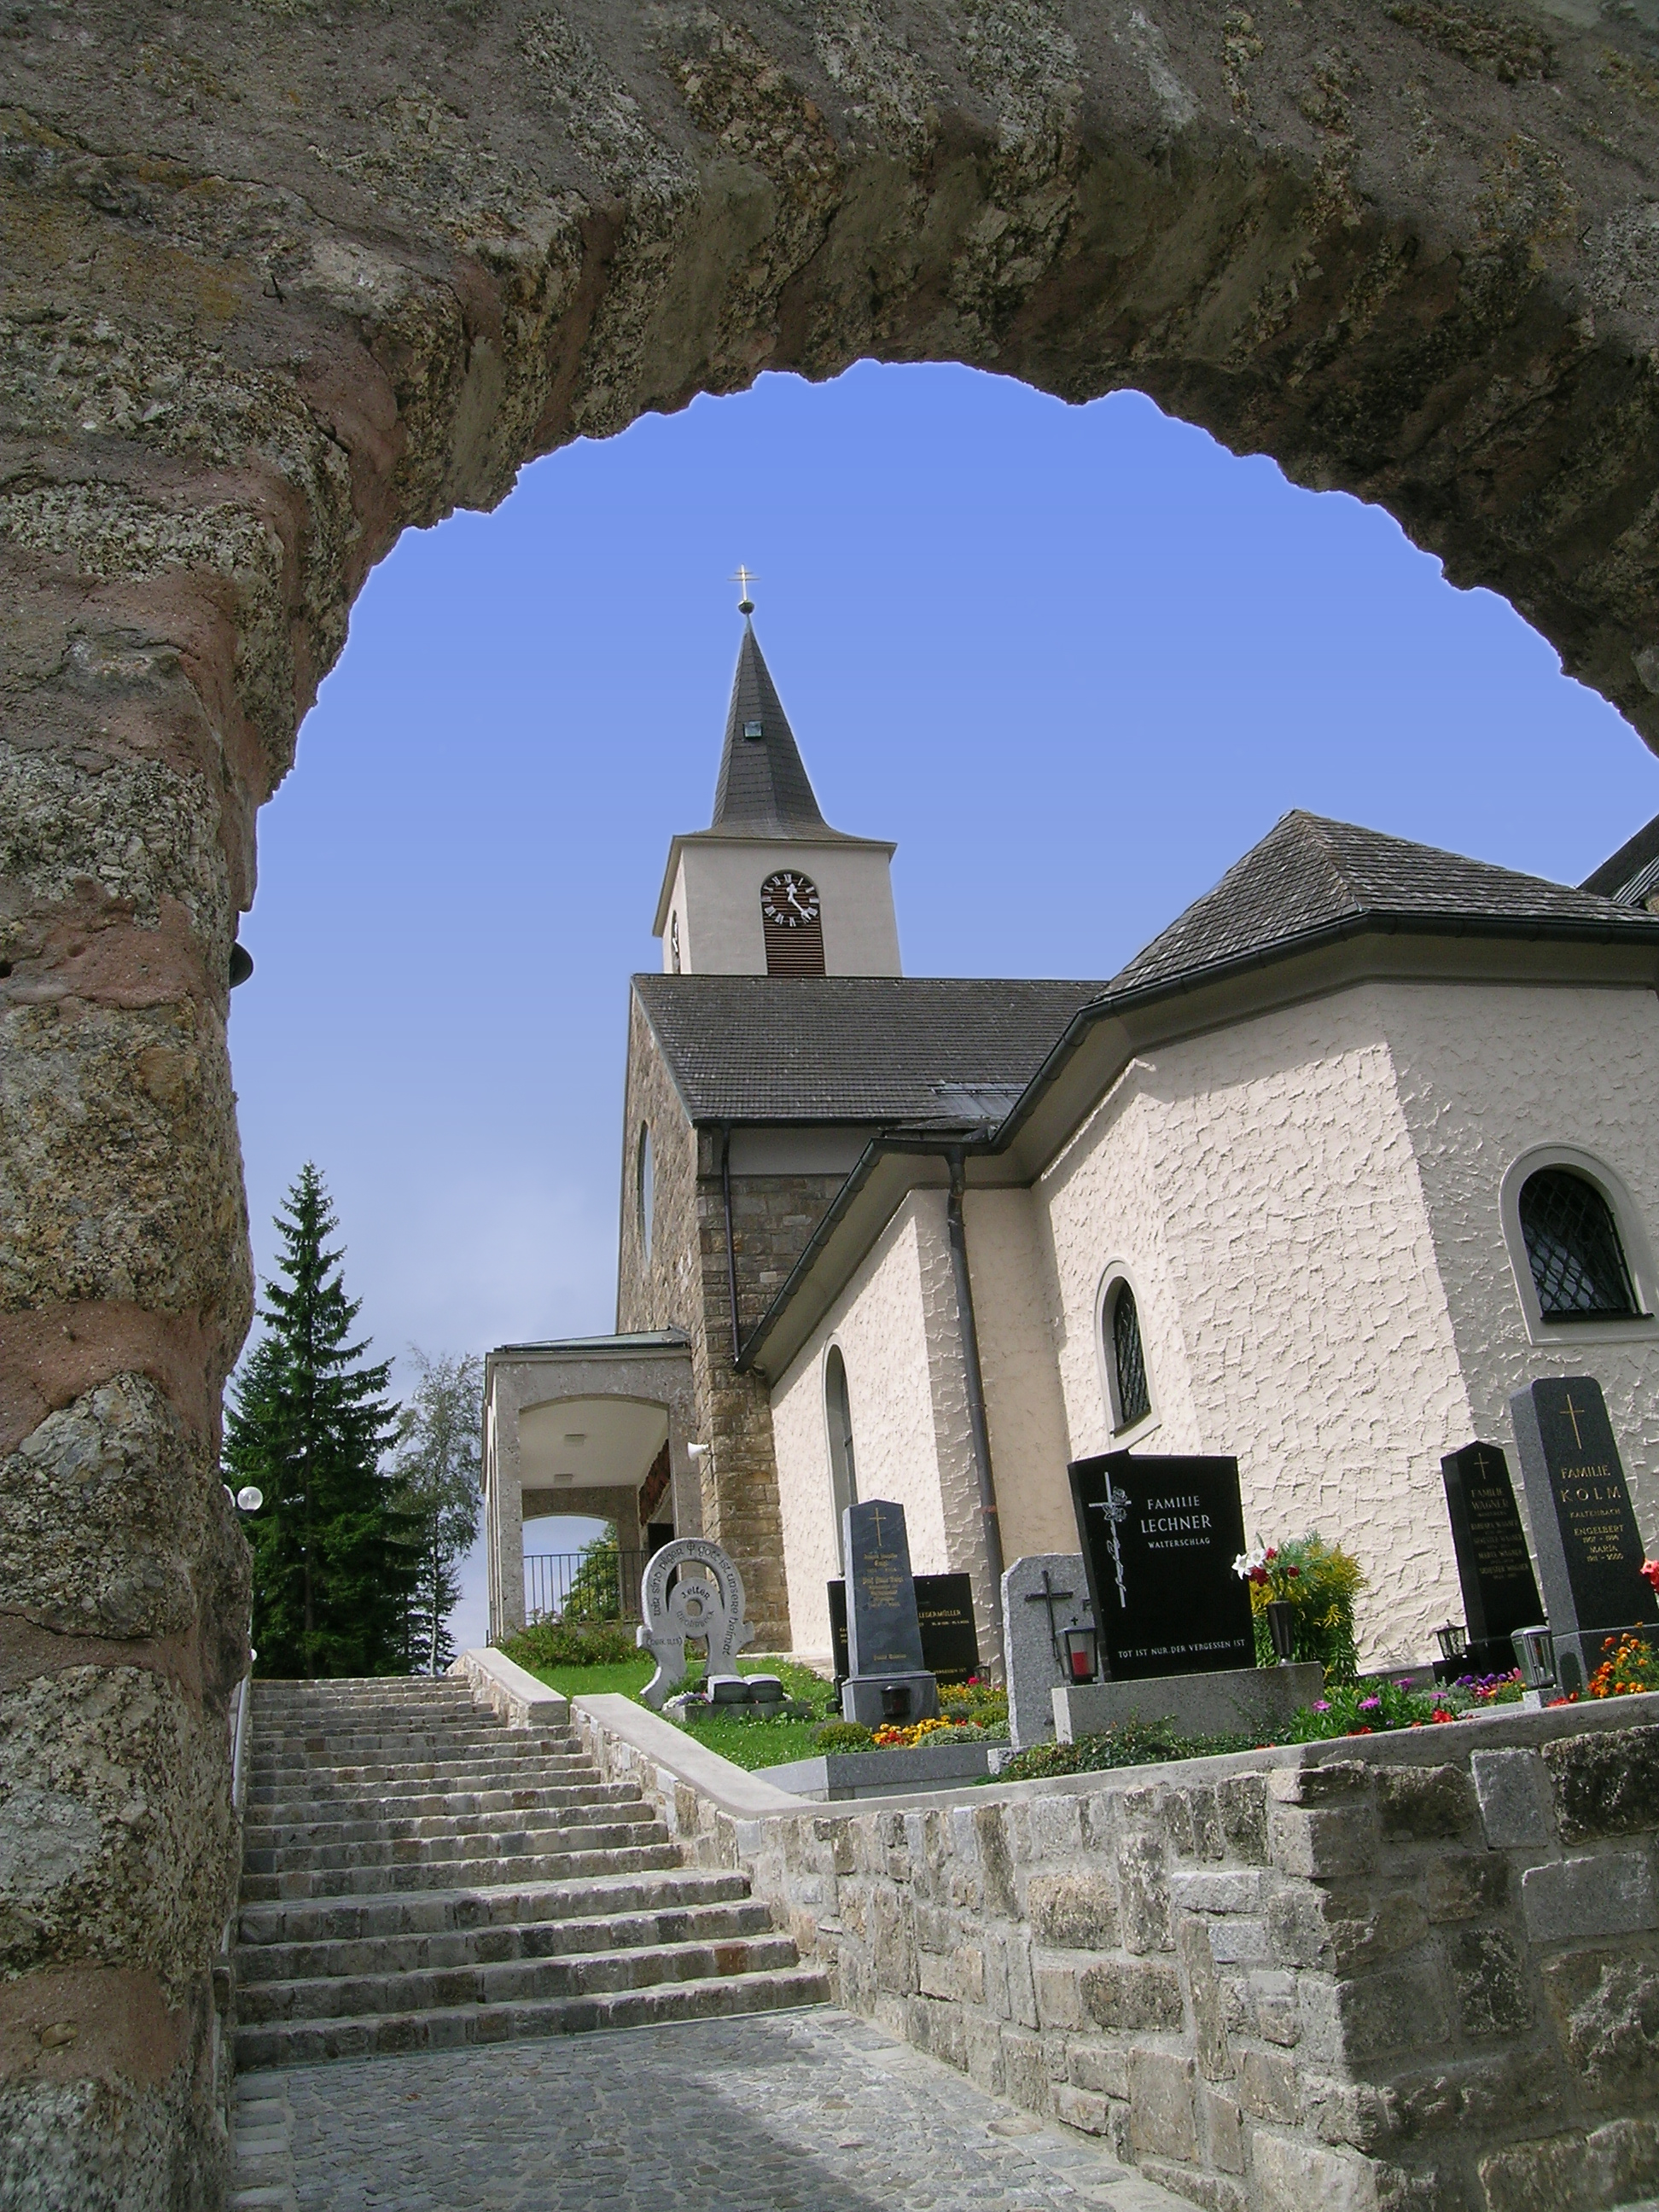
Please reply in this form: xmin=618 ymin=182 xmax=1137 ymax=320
xmin=636 ymin=1539 xmax=754 ymax=1709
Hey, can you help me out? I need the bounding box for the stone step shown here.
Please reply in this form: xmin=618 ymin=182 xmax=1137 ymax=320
xmin=247 ymin=1754 xmax=591 ymax=1794
xmin=250 ymin=1730 xmax=546 ymax=1760
xmin=235 ymin=1897 xmax=775 ymax=1985
xmin=239 ymin=1838 xmax=684 ymax=1902
xmin=244 ymin=1795 xmax=651 ymax=1854
xmin=248 ymin=1780 xmax=633 ymax=1826
xmin=242 ymin=1811 xmax=663 ymax=1876
xmin=236 ymin=1869 xmax=754 ymax=1948
xmin=232 ymin=1964 xmax=832 ymax=2069
xmin=237 ymin=1929 xmax=802 ymax=2024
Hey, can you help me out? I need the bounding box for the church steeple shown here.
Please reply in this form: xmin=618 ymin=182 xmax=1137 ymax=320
xmin=652 ymin=601 xmax=902 ymax=980
xmin=709 ymin=621 xmax=834 ymax=838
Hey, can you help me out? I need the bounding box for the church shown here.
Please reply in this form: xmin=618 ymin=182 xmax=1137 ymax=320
xmin=483 ymin=609 xmax=1659 ymax=1675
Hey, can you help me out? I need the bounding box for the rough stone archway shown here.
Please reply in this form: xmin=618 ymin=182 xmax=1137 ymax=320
xmin=7 ymin=0 xmax=1659 ymax=2199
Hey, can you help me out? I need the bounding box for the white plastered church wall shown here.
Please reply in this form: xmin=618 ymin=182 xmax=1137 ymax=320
xmin=662 ymin=841 xmax=901 ymax=975
xmin=1037 ymin=992 xmax=1475 ymax=1670
xmin=771 ymin=1193 xmax=981 ymax=1662
xmin=960 ymin=1187 xmax=1079 ymax=1564
xmin=1385 ymin=979 xmax=1659 ymax=1558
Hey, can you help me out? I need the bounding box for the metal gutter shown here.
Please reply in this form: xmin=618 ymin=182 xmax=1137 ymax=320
xmin=946 ymin=1150 xmax=1004 ymax=1659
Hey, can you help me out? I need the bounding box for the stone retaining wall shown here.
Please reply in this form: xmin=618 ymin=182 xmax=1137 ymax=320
xmin=573 ymin=1697 xmax=1659 ymax=2212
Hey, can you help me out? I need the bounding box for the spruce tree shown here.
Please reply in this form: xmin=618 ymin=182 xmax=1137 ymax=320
xmin=224 ymin=1164 xmax=416 ymax=1678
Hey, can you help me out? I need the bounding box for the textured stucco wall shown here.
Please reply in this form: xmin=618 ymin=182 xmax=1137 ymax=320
xmin=1040 ymin=990 xmax=1474 ymax=1669
xmin=1386 ymin=980 xmax=1659 ymax=1559
xmin=962 ymin=1187 xmax=1079 ymax=1568
xmin=772 ymin=1192 xmax=992 ymax=1662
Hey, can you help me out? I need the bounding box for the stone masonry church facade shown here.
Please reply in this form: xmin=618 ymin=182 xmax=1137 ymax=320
xmin=485 ymin=620 xmax=1659 ymax=1673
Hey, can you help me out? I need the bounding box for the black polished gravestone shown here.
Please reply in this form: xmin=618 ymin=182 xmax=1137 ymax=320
xmin=838 ymin=1499 xmax=940 ymax=1728
xmin=829 ymin=1573 xmax=981 ymax=1686
xmin=1440 ymin=1441 xmax=1545 ymax=1679
xmin=1068 ymin=1452 xmax=1254 ymax=1679
xmin=1509 ymin=1377 xmax=1659 ymax=1697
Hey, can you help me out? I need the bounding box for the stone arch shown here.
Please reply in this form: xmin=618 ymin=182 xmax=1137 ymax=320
xmin=9 ymin=1 xmax=1659 ymax=2191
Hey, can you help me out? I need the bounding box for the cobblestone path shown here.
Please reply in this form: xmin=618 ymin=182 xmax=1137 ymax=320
xmin=235 ymin=2005 xmax=1191 ymax=2212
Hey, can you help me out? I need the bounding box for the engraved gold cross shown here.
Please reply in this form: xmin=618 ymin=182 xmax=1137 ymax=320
xmin=1563 ymin=1393 xmax=1586 ymax=1450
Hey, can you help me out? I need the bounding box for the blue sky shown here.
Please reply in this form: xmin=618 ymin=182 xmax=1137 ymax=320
xmin=226 ymin=361 xmax=1659 ymax=1650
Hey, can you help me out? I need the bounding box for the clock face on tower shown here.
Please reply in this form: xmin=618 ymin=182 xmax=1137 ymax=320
xmin=760 ymin=870 xmax=821 ymax=929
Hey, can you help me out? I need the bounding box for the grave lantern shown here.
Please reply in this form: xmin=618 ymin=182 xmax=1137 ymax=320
xmin=1434 ymin=1621 xmax=1468 ymax=1664
xmin=1061 ymin=1625 xmax=1097 ymax=1683
xmin=1511 ymin=1624 xmax=1557 ymax=1692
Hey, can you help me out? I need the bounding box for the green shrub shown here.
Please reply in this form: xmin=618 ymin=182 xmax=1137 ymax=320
xmin=502 ymin=1618 xmax=636 ymax=1669
xmin=814 ymin=1720 xmax=875 ymax=1753
xmin=1247 ymin=1532 xmax=1365 ymax=1680
xmin=997 ymin=1716 xmax=1259 ymax=1782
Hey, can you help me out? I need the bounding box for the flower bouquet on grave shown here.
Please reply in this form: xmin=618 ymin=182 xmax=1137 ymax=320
xmin=1234 ymin=1534 xmax=1365 ymax=1680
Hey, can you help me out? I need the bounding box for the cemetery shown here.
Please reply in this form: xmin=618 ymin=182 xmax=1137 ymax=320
xmin=463 ymin=1368 xmax=1659 ymax=2212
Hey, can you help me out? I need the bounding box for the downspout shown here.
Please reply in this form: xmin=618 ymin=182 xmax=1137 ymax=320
xmin=720 ymin=1124 xmax=741 ymax=1364
xmin=946 ymin=1149 xmax=1005 ymax=1667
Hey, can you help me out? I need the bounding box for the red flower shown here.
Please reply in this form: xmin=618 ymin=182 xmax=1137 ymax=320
xmin=1348 ymin=1726 xmax=1374 ymax=1735
xmin=1641 ymin=1560 xmax=1659 ymax=1594
xmin=1287 ymin=1565 xmax=1301 ymax=1579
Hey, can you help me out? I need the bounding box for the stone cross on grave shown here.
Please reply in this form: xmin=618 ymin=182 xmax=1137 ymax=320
xmin=1025 ymin=1567 xmax=1076 ymax=1668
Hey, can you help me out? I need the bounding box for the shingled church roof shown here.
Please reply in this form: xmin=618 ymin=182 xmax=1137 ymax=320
xmin=633 ymin=975 xmax=1106 ymax=1125
xmin=1582 ymin=808 xmax=1659 ymax=910
xmin=707 ymin=620 xmax=847 ymax=838
xmin=1104 ymin=810 xmax=1659 ymax=1003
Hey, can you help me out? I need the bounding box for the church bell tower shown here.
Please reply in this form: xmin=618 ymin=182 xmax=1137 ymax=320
xmin=653 ymin=589 xmax=902 ymax=978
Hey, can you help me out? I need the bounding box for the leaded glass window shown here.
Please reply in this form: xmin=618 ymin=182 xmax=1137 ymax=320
xmin=1519 ymin=1167 xmax=1638 ymax=1320
xmin=1110 ymin=1283 xmax=1150 ymax=1429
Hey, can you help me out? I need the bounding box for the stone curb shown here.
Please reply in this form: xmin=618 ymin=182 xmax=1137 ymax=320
xmin=448 ymin=1648 xmax=570 ymax=1730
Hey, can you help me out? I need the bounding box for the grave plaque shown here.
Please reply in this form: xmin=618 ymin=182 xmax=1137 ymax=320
xmin=1440 ymin=1441 xmax=1545 ymax=1676
xmin=1509 ymin=1377 xmax=1659 ymax=1697
xmin=1068 ymin=1452 xmax=1254 ymax=1679
xmin=829 ymin=1573 xmax=980 ymax=1685
xmin=1001 ymin=1553 xmax=1093 ymax=1749
xmin=839 ymin=1499 xmax=940 ymax=1728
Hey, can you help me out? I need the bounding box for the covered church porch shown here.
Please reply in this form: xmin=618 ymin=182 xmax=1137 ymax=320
xmin=482 ymin=1332 xmax=699 ymax=1641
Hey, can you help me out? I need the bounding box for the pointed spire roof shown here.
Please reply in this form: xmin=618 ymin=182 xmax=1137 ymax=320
xmin=708 ymin=621 xmax=842 ymax=837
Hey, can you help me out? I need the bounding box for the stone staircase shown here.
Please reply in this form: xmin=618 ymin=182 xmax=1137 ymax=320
xmin=231 ymin=1676 xmax=827 ymax=2069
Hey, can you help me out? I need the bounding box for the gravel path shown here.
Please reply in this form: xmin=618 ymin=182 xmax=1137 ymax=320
xmin=232 ymin=2005 xmax=1190 ymax=2212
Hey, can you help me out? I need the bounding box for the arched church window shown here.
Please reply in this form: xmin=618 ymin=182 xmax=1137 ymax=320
xmin=824 ymin=1346 xmax=858 ymax=1566
xmin=637 ymin=1125 xmax=654 ymax=1264
xmin=1109 ymin=1281 xmax=1150 ymax=1430
xmin=1519 ymin=1167 xmax=1639 ymax=1320
xmin=760 ymin=869 xmax=826 ymax=977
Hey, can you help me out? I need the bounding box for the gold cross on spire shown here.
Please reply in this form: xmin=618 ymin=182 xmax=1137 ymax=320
xmin=731 ymin=564 xmax=757 ymax=614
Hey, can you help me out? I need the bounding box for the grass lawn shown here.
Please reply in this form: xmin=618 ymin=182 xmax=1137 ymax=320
xmin=522 ymin=1653 xmax=837 ymax=1773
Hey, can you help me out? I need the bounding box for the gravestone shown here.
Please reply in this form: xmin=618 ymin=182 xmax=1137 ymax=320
xmin=839 ymin=1499 xmax=940 ymax=1729
xmin=1001 ymin=1554 xmax=1094 ymax=1750
xmin=636 ymin=1538 xmax=753 ymax=1710
xmin=828 ymin=1574 xmax=981 ymax=1685
xmin=1068 ymin=1452 xmax=1254 ymax=1679
xmin=1440 ymin=1441 xmax=1545 ymax=1678
xmin=1509 ymin=1377 xmax=1659 ymax=1697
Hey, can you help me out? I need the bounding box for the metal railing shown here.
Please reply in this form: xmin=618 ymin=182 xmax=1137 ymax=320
xmin=525 ymin=1550 xmax=649 ymax=1624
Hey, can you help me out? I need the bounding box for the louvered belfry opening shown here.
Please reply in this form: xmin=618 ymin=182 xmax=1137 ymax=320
xmin=765 ymin=911 xmax=826 ymax=975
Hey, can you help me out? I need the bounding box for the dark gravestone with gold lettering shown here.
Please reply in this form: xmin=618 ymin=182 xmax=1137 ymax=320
xmin=828 ymin=1573 xmax=980 ymax=1686
xmin=839 ymin=1499 xmax=940 ymax=1728
xmin=1509 ymin=1377 xmax=1659 ymax=1697
xmin=1440 ymin=1441 xmax=1545 ymax=1678
xmin=1069 ymin=1452 xmax=1254 ymax=1679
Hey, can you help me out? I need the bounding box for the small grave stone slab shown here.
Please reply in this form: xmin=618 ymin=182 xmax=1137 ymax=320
xmin=1001 ymin=1554 xmax=1094 ymax=1749
xmin=1440 ymin=1441 xmax=1545 ymax=1677
xmin=1509 ymin=1376 xmax=1659 ymax=1697
xmin=839 ymin=1499 xmax=940 ymax=1729
xmin=1068 ymin=1452 xmax=1254 ymax=1679
xmin=828 ymin=1575 xmax=981 ymax=1685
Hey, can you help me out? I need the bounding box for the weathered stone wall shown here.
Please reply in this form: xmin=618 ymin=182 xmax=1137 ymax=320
xmin=15 ymin=0 xmax=1659 ymax=2194
xmin=578 ymin=1695 xmax=1659 ymax=2212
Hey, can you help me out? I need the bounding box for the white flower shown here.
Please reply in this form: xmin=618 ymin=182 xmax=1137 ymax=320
xmin=1233 ymin=1545 xmax=1267 ymax=1580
